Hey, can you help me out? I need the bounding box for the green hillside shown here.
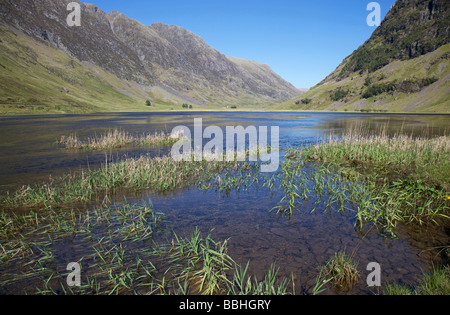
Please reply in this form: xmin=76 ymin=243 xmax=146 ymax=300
xmin=0 ymin=26 xmax=196 ymax=114
xmin=277 ymin=0 xmax=450 ymax=113
xmin=0 ymin=0 xmax=300 ymax=115
xmin=278 ymin=43 xmax=450 ymax=113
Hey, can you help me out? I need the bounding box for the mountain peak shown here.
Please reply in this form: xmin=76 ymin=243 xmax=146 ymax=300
xmin=0 ymin=0 xmax=299 ymax=112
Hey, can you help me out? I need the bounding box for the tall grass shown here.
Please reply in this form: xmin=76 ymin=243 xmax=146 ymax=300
xmin=0 ymin=155 xmax=240 ymax=210
xmin=58 ymin=129 xmax=185 ymax=151
xmin=304 ymin=127 xmax=449 ymax=187
xmin=293 ymin=128 xmax=450 ymax=233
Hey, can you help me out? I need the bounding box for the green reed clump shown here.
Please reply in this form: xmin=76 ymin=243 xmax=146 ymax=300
xmin=270 ymin=162 xmax=303 ymax=216
xmin=294 ymin=129 xmax=450 ymax=232
xmin=271 ymin=154 xmax=357 ymax=217
xmin=58 ymin=129 xmax=185 ymax=151
xmin=227 ymin=261 xmax=294 ymax=295
xmin=355 ymin=178 xmax=448 ymax=233
xmin=303 ymin=129 xmax=450 ymax=187
xmin=167 ymin=228 xmax=234 ymax=295
xmin=321 ymin=251 xmax=360 ymax=292
xmin=0 ymin=155 xmax=240 ymax=210
xmin=166 ymin=228 xmax=295 ymax=295
xmin=197 ymin=162 xmax=261 ymax=197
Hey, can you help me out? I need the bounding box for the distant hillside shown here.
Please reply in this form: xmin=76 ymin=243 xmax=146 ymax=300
xmin=278 ymin=0 xmax=450 ymax=113
xmin=0 ymin=0 xmax=299 ymax=114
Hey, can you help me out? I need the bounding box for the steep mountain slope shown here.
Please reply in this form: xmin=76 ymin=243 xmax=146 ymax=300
xmin=0 ymin=0 xmax=299 ymax=113
xmin=279 ymin=0 xmax=450 ymax=113
xmin=108 ymin=11 xmax=299 ymax=106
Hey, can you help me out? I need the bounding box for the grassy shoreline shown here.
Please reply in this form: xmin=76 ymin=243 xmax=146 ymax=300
xmin=1 ymin=109 xmax=450 ymax=117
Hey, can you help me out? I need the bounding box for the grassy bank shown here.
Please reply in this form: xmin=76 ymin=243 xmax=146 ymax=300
xmin=304 ymin=127 xmax=450 ymax=187
xmin=274 ymin=128 xmax=449 ymax=234
xmin=300 ymin=129 xmax=449 ymax=231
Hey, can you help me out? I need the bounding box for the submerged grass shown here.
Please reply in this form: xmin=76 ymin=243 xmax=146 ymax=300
xmin=0 ymin=155 xmax=243 ymax=210
xmin=0 ymin=200 xmax=295 ymax=295
xmin=0 ymin=200 xmax=164 ymax=294
xmin=1 ymin=124 xmax=448 ymax=294
xmin=167 ymin=228 xmax=295 ymax=295
xmin=167 ymin=228 xmax=234 ymax=295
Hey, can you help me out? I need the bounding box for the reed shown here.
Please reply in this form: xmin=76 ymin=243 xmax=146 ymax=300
xmin=292 ymin=128 xmax=450 ymax=233
xmin=0 ymin=155 xmax=240 ymax=210
xmin=166 ymin=228 xmax=295 ymax=295
xmin=0 ymin=199 xmax=164 ymax=294
xmin=303 ymin=127 xmax=449 ymax=187
xmin=167 ymin=228 xmax=233 ymax=295
xmin=227 ymin=261 xmax=293 ymax=295
xmin=321 ymin=251 xmax=360 ymax=292
xmin=58 ymin=129 xmax=185 ymax=151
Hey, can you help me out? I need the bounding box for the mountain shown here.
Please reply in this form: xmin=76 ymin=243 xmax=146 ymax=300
xmin=278 ymin=0 xmax=450 ymax=113
xmin=0 ymin=0 xmax=300 ymax=114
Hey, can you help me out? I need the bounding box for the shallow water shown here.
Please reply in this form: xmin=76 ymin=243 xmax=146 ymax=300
xmin=0 ymin=112 xmax=449 ymax=294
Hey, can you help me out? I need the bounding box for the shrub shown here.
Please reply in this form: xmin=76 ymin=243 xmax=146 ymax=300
xmin=330 ymin=89 xmax=349 ymax=101
xmin=362 ymin=81 xmax=397 ymax=98
xmin=364 ymin=76 xmax=373 ymax=86
xmin=362 ymin=77 xmax=438 ymax=98
xmin=301 ymin=98 xmax=312 ymax=104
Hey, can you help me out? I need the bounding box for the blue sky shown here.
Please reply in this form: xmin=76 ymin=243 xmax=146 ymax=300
xmin=90 ymin=0 xmax=397 ymax=89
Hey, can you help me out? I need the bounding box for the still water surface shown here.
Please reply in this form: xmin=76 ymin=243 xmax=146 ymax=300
xmin=0 ymin=112 xmax=448 ymax=294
